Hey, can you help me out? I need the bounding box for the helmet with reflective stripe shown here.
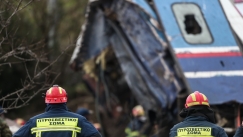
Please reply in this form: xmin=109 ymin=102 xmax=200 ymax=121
xmin=132 ymin=105 xmax=145 ymax=117
xmin=45 ymin=85 xmax=67 ymax=103
xmin=185 ymin=91 xmax=209 ymax=108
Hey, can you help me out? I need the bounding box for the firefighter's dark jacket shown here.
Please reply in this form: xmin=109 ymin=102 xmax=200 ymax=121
xmin=13 ymin=104 xmax=101 ymax=137
xmin=170 ymin=116 xmax=228 ymax=137
xmin=170 ymin=106 xmax=228 ymax=137
xmin=234 ymin=127 xmax=243 ymax=137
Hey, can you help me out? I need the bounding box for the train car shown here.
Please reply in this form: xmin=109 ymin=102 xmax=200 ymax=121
xmin=129 ymin=0 xmax=243 ymax=105
xmin=153 ymin=0 xmax=243 ymax=133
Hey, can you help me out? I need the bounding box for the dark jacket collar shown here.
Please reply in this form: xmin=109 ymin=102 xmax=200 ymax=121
xmin=184 ymin=116 xmax=208 ymax=121
xmin=45 ymin=103 xmax=68 ymax=112
xmin=179 ymin=106 xmax=216 ymax=123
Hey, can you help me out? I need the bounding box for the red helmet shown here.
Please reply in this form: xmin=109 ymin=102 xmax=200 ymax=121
xmin=45 ymin=85 xmax=67 ymax=103
xmin=185 ymin=91 xmax=209 ymax=108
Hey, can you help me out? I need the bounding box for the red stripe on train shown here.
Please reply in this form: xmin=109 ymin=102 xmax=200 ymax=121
xmin=176 ymin=52 xmax=242 ymax=58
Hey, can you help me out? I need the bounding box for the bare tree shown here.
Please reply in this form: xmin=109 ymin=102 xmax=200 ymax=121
xmin=0 ymin=0 xmax=70 ymax=110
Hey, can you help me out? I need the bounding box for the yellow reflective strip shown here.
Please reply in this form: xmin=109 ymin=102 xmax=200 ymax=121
xmin=130 ymin=131 xmax=139 ymax=136
xmin=72 ymin=130 xmax=78 ymax=137
xmin=187 ymin=102 xmax=200 ymax=107
xmin=177 ymin=127 xmax=212 ymax=136
xmin=31 ymin=126 xmax=81 ymax=131
xmin=48 ymin=88 xmax=52 ymax=94
xmin=31 ymin=126 xmax=81 ymax=129
xmin=32 ymin=129 xmax=80 ymax=134
xmin=31 ymin=127 xmax=81 ymax=134
xmin=175 ymin=135 xmax=214 ymax=137
xmin=58 ymin=87 xmax=63 ymax=94
xmin=187 ymin=102 xmax=209 ymax=107
xmin=31 ymin=126 xmax=81 ymax=134
xmin=202 ymin=102 xmax=209 ymax=106
xmin=36 ymin=117 xmax=78 ymax=127
xmin=202 ymin=94 xmax=207 ymax=101
xmin=32 ymin=129 xmax=81 ymax=133
xmin=190 ymin=93 xmax=196 ymax=101
xmin=36 ymin=132 xmax=41 ymax=137
xmin=72 ymin=131 xmax=75 ymax=137
xmin=32 ymin=131 xmax=41 ymax=137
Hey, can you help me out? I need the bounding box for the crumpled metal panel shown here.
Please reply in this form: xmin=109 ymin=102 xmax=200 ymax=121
xmin=109 ymin=33 xmax=158 ymax=111
xmin=70 ymin=5 xmax=110 ymax=71
xmin=108 ymin=0 xmax=186 ymax=109
xmin=70 ymin=0 xmax=187 ymax=110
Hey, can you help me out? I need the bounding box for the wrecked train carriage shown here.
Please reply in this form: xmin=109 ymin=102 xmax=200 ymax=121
xmin=70 ymin=0 xmax=189 ymax=136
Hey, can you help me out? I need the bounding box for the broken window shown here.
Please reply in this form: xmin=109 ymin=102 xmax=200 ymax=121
xmin=172 ymin=3 xmax=213 ymax=44
xmin=184 ymin=14 xmax=202 ymax=34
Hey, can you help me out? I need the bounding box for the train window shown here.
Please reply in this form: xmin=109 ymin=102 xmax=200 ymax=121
xmin=172 ymin=3 xmax=213 ymax=44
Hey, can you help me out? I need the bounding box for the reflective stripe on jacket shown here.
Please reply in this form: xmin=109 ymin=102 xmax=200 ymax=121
xmin=125 ymin=127 xmax=147 ymax=137
xmin=169 ymin=116 xmax=228 ymax=137
xmin=13 ymin=104 xmax=101 ymax=137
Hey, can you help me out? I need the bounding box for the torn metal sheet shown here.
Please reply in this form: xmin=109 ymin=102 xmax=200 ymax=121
xmin=70 ymin=0 xmax=187 ymax=111
xmin=70 ymin=5 xmax=111 ymax=71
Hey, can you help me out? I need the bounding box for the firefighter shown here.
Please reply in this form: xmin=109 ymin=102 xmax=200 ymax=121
xmin=13 ymin=85 xmax=101 ymax=137
xmin=125 ymin=105 xmax=147 ymax=137
xmin=169 ymin=91 xmax=228 ymax=137
xmin=0 ymin=107 xmax=12 ymax=137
